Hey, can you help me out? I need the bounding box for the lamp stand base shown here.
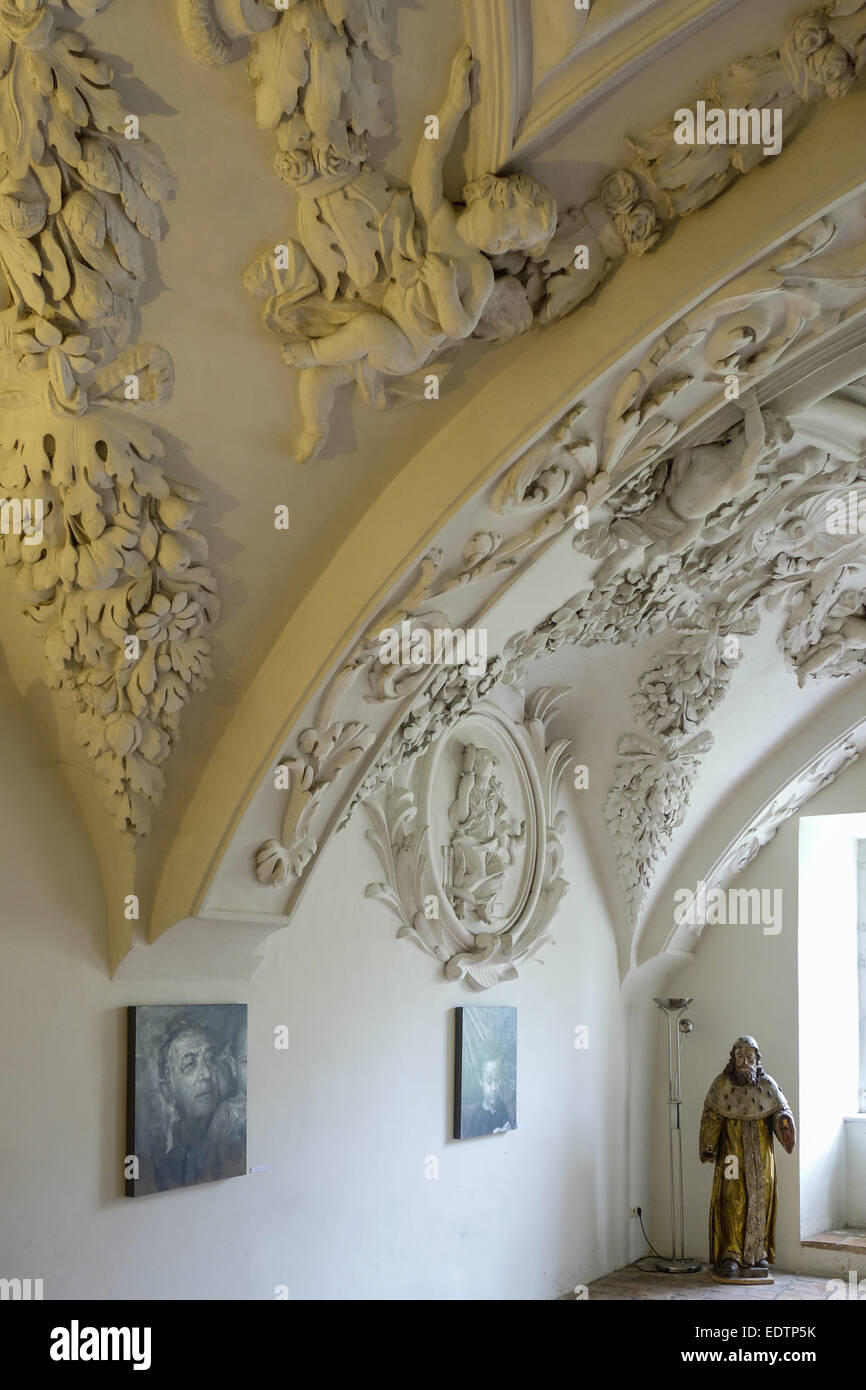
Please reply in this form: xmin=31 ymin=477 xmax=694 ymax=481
xmin=654 ymin=1257 xmax=703 ymax=1274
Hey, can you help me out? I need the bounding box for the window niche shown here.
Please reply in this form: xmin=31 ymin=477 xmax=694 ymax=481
xmin=798 ymin=814 xmax=866 ymax=1247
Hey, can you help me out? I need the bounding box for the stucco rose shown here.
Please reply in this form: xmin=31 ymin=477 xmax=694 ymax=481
xmin=617 ymin=201 xmax=661 ymax=256
xmin=274 ymin=149 xmax=316 ymax=188
xmin=0 ymin=0 xmax=54 ymax=48
xmin=789 ymin=12 xmax=828 ymax=54
xmin=315 ymin=144 xmax=358 ymax=179
xmin=812 ymin=41 xmax=855 ymax=98
xmin=600 ymin=169 xmax=641 ymax=214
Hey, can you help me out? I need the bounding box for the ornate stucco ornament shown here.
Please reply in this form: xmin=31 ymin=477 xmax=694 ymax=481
xmin=247 ymin=198 xmax=866 ymax=917
xmin=177 ymin=0 xmax=866 ymax=462
xmin=0 ymin=0 xmax=217 ymax=835
xmin=364 ymin=688 xmax=571 ymax=988
xmin=593 ymin=389 xmax=866 ymax=923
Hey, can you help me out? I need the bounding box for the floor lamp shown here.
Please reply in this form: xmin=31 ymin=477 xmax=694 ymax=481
xmin=653 ymin=997 xmax=702 ymax=1273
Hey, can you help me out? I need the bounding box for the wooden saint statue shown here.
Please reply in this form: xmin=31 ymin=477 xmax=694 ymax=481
xmin=699 ymin=1036 xmax=796 ymax=1283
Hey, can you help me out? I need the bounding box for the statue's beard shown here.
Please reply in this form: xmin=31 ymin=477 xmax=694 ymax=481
xmin=733 ymin=1065 xmax=758 ymax=1085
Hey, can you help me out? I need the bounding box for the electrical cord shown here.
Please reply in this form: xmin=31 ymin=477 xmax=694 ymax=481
xmin=629 ymin=1206 xmax=668 ymax=1271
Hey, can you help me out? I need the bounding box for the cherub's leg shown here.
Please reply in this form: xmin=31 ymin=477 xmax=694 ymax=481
xmin=292 ymin=365 xmax=351 ymax=464
xmin=285 ymin=312 xmax=416 ymax=374
xmin=581 ymin=539 xmax=647 ymax=593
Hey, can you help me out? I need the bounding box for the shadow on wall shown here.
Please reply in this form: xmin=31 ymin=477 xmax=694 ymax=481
xmin=0 ymin=651 xmax=104 ymax=967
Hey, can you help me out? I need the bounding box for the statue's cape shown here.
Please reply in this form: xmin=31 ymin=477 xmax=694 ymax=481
xmin=702 ymin=1071 xmax=790 ymax=1121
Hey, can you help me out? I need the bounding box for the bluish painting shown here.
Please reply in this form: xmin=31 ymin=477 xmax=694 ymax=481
xmin=126 ymin=1004 xmax=247 ymax=1197
xmin=454 ymin=1006 xmax=517 ymax=1139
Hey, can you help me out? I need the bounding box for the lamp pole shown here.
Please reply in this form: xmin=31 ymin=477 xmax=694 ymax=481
xmin=653 ymin=997 xmax=702 ymax=1274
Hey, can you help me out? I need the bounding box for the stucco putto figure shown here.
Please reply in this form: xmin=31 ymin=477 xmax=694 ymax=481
xmin=590 ymin=392 xmax=783 ymax=587
xmin=699 ymin=1037 xmax=796 ymax=1282
xmin=257 ymin=45 xmax=557 ymax=462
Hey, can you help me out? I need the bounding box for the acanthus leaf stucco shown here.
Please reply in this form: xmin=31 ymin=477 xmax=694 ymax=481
xmin=0 ymin=0 xmax=217 ymax=836
xmin=238 ymin=195 xmax=866 ymax=937
xmin=364 ymin=688 xmax=570 ymax=988
xmin=178 ymin=0 xmax=866 ymax=465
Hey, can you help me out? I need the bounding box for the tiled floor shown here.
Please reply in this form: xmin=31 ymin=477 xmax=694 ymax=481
xmin=575 ymin=1266 xmax=834 ymax=1300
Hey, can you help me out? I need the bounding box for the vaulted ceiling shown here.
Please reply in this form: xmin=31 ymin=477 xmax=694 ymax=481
xmin=1 ymin=0 xmax=865 ymax=975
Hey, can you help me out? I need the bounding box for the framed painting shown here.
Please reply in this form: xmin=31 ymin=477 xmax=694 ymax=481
xmin=454 ymin=1005 xmax=517 ymax=1139
xmin=126 ymin=1004 xmax=247 ymax=1197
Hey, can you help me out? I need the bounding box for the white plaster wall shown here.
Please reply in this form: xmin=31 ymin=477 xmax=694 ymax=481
xmin=642 ymin=757 xmax=866 ymax=1282
xmin=0 ymin=680 xmax=627 ymax=1300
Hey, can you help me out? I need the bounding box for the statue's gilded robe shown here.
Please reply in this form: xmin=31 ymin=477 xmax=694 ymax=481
xmin=699 ymin=1072 xmax=793 ymax=1268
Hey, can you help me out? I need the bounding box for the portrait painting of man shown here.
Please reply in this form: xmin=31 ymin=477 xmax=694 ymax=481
xmin=126 ymin=1005 xmax=247 ymax=1197
xmin=454 ymin=1006 xmax=517 ymax=1140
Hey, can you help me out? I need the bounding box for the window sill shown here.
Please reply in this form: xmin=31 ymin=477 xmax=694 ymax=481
xmin=802 ymin=1228 xmax=866 ymax=1253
